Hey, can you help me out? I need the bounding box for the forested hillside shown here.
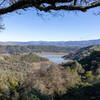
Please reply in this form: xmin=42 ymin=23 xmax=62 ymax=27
xmin=61 ymin=51 xmax=100 ymax=100
xmin=63 ymin=45 xmax=100 ymax=61
xmin=0 ymin=53 xmax=81 ymax=100
xmin=0 ymin=51 xmax=100 ymax=100
xmin=79 ymin=51 xmax=100 ymax=73
xmin=0 ymin=45 xmax=78 ymax=54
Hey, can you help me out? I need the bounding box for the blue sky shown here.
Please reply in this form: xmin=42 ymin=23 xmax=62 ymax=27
xmin=0 ymin=7 xmax=100 ymax=41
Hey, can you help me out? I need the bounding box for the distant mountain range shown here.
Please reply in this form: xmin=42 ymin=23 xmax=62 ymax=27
xmin=1 ymin=39 xmax=100 ymax=47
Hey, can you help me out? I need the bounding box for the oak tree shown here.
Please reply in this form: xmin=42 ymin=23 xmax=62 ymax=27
xmin=0 ymin=0 xmax=100 ymax=15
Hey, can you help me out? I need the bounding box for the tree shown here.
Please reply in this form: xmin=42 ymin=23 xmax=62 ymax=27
xmin=85 ymin=71 xmax=94 ymax=82
xmin=0 ymin=17 xmax=4 ymax=30
xmin=0 ymin=0 xmax=100 ymax=15
xmin=71 ymin=61 xmax=85 ymax=74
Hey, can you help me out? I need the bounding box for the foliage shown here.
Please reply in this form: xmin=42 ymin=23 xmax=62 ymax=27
xmin=80 ymin=51 xmax=100 ymax=73
xmin=63 ymin=45 xmax=100 ymax=61
xmin=62 ymin=60 xmax=85 ymax=75
xmin=85 ymin=71 xmax=94 ymax=82
xmin=0 ymin=48 xmax=99 ymax=100
xmin=25 ymin=64 xmax=81 ymax=96
xmin=59 ymin=82 xmax=100 ymax=100
xmin=0 ymin=45 xmax=76 ymax=54
xmin=0 ymin=53 xmax=82 ymax=100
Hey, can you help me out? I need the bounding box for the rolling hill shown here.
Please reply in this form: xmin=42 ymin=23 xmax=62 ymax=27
xmin=1 ymin=39 xmax=100 ymax=47
xmin=0 ymin=45 xmax=78 ymax=54
xmin=63 ymin=45 xmax=100 ymax=61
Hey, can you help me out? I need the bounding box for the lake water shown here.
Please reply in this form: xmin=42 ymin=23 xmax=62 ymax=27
xmin=37 ymin=52 xmax=68 ymax=64
xmin=44 ymin=56 xmax=67 ymax=64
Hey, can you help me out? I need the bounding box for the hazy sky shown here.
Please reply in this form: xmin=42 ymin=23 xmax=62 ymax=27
xmin=0 ymin=7 xmax=100 ymax=41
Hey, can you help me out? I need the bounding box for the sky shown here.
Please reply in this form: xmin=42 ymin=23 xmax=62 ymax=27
xmin=0 ymin=7 xmax=100 ymax=42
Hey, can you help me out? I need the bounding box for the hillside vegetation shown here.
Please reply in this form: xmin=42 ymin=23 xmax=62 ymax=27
xmin=0 ymin=53 xmax=82 ymax=100
xmin=61 ymin=50 xmax=100 ymax=100
xmin=0 ymin=45 xmax=78 ymax=54
xmin=0 ymin=46 xmax=100 ymax=100
xmin=79 ymin=51 xmax=100 ymax=74
xmin=63 ymin=45 xmax=100 ymax=61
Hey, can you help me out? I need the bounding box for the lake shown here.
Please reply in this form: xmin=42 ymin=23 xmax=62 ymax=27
xmin=37 ymin=52 xmax=68 ymax=64
xmin=44 ymin=56 xmax=67 ymax=64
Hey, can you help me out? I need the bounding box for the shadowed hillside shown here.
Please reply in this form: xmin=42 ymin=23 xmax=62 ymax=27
xmin=63 ymin=45 xmax=100 ymax=61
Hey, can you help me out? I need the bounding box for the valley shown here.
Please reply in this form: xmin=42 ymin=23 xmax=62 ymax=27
xmin=0 ymin=43 xmax=99 ymax=100
xmin=0 ymin=1 xmax=100 ymax=99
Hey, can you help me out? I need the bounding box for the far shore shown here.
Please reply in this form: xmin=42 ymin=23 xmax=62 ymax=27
xmin=36 ymin=52 xmax=67 ymax=57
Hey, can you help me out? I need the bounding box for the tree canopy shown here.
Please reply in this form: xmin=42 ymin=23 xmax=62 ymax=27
xmin=0 ymin=0 xmax=100 ymax=15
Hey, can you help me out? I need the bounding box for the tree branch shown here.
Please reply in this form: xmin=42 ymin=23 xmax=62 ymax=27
xmin=37 ymin=1 xmax=100 ymax=12
xmin=0 ymin=0 xmax=100 ymax=15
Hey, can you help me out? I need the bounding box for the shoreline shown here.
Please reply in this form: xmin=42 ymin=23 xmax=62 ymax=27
xmin=36 ymin=52 xmax=67 ymax=57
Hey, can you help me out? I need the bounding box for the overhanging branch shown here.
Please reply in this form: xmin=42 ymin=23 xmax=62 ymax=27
xmin=0 ymin=0 xmax=100 ymax=15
